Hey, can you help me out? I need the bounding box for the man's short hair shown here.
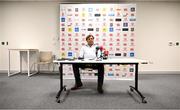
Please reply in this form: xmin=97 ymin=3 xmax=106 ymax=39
xmin=86 ymin=35 xmax=94 ymax=41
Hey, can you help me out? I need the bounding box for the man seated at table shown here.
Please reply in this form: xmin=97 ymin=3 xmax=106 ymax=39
xmin=71 ymin=35 xmax=104 ymax=94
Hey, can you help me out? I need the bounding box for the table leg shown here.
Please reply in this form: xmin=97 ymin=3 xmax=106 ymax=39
xmin=27 ymin=50 xmax=30 ymax=77
xmin=56 ymin=64 xmax=67 ymax=103
xmin=8 ymin=50 xmax=21 ymax=76
xmin=20 ymin=51 xmax=22 ymax=73
xmin=129 ymin=63 xmax=147 ymax=103
xmin=8 ymin=50 xmax=10 ymax=76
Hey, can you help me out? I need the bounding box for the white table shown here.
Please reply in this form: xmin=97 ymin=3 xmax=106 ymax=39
xmin=8 ymin=49 xmax=39 ymax=77
xmin=54 ymin=58 xmax=148 ymax=103
xmin=53 ymin=58 xmax=148 ymax=64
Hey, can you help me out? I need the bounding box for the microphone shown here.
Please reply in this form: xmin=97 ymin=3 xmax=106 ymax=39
xmin=104 ymin=50 xmax=109 ymax=56
xmin=99 ymin=46 xmax=103 ymax=51
xmin=96 ymin=46 xmax=100 ymax=50
xmin=96 ymin=46 xmax=99 ymax=57
xmin=99 ymin=46 xmax=104 ymax=59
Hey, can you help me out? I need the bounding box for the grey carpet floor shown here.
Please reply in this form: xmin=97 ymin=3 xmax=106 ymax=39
xmin=0 ymin=73 xmax=180 ymax=109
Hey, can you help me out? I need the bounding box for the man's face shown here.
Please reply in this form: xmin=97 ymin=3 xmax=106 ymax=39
xmin=87 ymin=36 xmax=94 ymax=46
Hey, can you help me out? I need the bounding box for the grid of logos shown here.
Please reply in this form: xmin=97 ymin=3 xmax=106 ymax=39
xmin=59 ymin=4 xmax=136 ymax=80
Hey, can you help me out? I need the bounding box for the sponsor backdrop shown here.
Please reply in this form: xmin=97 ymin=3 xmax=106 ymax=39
xmin=59 ymin=4 xmax=136 ymax=80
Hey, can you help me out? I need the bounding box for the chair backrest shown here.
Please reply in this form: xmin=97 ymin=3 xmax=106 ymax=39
xmin=39 ymin=51 xmax=53 ymax=62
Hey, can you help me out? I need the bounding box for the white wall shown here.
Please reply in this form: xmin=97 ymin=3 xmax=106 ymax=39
xmin=136 ymin=2 xmax=180 ymax=72
xmin=0 ymin=1 xmax=180 ymax=73
xmin=0 ymin=1 xmax=60 ymax=72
